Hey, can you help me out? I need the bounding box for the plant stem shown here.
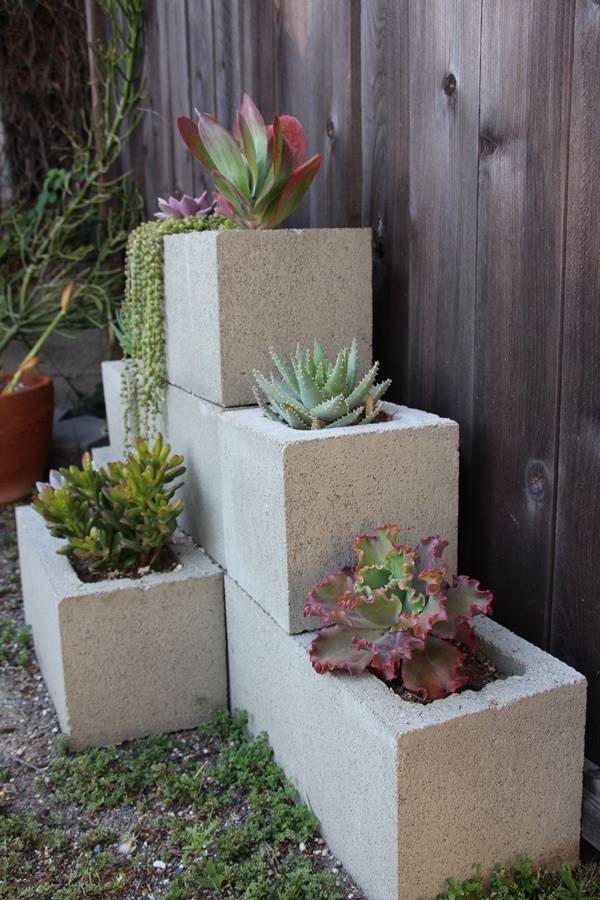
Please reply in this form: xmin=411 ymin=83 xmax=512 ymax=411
xmin=2 ymin=309 xmax=67 ymax=395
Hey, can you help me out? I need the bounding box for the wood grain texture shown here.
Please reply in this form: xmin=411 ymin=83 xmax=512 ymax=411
xmin=551 ymin=0 xmax=600 ymax=761
xmin=469 ymin=0 xmax=574 ymax=644
xmin=360 ymin=0 xmax=410 ymax=392
xmin=185 ymin=0 xmax=216 ymax=194
xmin=273 ymin=0 xmax=361 ymax=227
xmin=165 ymin=0 xmax=194 ymax=197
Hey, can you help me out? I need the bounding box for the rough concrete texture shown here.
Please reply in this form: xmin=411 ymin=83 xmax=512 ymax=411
xmin=101 ymin=360 xmax=127 ymax=459
xmin=163 ymin=228 xmax=373 ymax=407
xmin=220 ymin=402 xmax=459 ymax=633
xmin=17 ymin=505 xmax=227 ymax=750
xmin=226 ymin=576 xmax=587 ymax=900
xmin=165 ymin=383 xmax=228 ymax=567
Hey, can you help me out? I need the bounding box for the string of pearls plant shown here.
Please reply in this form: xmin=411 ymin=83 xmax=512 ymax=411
xmin=119 ymin=214 xmax=231 ymax=444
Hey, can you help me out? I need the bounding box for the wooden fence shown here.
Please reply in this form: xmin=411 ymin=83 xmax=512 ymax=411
xmin=127 ymin=0 xmax=600 ymax=762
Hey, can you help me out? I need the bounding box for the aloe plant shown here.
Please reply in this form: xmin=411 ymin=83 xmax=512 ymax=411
xmin=306 ymin=526 xmax=493 ymax=701
xmin=177 ymin=93 xmax=321 ymax=229
xmin=253 ymin=340 xmax=391 ymax=430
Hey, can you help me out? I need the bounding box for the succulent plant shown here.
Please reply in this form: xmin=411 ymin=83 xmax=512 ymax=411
xmin=305 ymin=526 xmax=493 ymax=700
xmin=177 ymin=93 xmax=321 ymax=229
xmin=253 ymin=340 xmax=391 ymax=430
xmin=154 ymin=191 xmax=214 ymax=220
xmin=33 ymin=435 xmax=185 ymax=575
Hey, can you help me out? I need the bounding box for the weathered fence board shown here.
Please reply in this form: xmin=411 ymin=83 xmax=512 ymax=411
xmin=132 ymin=0 xmax=600 ymax=763
xmin=471 ymin=0 xmax=574 ymax=646
xmin=552 ymin=0 xmax=600 ymax=764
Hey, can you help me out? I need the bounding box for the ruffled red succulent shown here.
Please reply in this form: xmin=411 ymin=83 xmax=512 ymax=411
xmin=306 ymin=526 xmax=493 ymax=701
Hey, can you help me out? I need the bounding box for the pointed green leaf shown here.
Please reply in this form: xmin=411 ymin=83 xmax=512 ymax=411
xmin=196 ymin=112 xmax=249 ymax=194
xmin=324 ymin=407 xmax=364 ymax=428
xmin=309 ymin=393 xmax=347 ymax=423
xmin=345 ymin=362 xmax=379 ymax=409
xmin=323 ymin=349 xmax=348 ymax=398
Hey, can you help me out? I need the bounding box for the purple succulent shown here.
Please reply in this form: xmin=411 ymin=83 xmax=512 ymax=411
xmin=154 ymin=190 xmax=214 ymax=220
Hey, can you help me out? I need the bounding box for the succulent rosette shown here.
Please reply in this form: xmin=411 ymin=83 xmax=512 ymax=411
xmin=306 ymin=526 xmax=493 ymax=701
xmin=177 ymin=93 xmax=321 ymax=229
xmin=154 ymin=191 xmax=214 ymax=220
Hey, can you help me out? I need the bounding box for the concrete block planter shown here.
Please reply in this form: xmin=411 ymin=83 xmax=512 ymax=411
xmin=165 ymin=383 xmax=227 ymax=567
xmin=226 ymin=577 xmax=587 ymax=900
xmin=101 ymin=360 xmax=127 ymax=459
xmin=220 ymin=402 xmax=459 ymax=633
xmin=17 ymin=505 xmax=227 ymax=750
xmin=163 ymin=228 xmax=372 ymax=407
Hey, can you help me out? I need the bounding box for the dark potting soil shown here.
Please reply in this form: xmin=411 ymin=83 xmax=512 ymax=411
xmin=388 ymin=641 xmax=498 ymax=705
xmin=69 ymin=544 xmax=178 ymax=584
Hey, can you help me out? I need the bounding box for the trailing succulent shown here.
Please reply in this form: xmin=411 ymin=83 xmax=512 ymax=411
xmin=177 ymin=93 xmax=321 ymax=229
xmin=305 ymin=526 xmax=493 ymax=700
xmin=119 ymin=214 xmax=231 ymax=443
xmin=33 ymin=435 xmax=185 ymax=575
xmin=253 ymin=340 xmax=391 ymax=429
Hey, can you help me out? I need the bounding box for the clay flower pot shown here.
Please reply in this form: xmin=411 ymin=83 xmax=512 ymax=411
xmin=0 ymin=372 xmax=54 ymax=503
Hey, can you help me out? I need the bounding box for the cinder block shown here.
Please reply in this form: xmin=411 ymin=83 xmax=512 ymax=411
xmin=165 ymin=383 xmax=227 ymax=566
xmin=163 ymin=228 xmax=373 ymax=407
xmin=101 ymin=360 xmax=127 ymax=459
xmin=91 ymin=445 xmax=121 ymax=467
xmin=17 ymin=505 xmax=227 ymax=749
xmin=220 ymin=402 xmax=459 ymax=633
xmin=226 ymin=576 xmax=586 ymax=900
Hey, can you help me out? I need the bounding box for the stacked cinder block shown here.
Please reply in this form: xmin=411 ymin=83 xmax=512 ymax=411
xmin=154 ymin=226 xmax=584 ymax=900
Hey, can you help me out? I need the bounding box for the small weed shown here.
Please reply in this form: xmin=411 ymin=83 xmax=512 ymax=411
xmin=0 ymin=621 xmax=32 ymax=666
xmin=437 ymin=858 xmax=600 ymax=899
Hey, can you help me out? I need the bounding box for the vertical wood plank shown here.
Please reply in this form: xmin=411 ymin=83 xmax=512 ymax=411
xmin=239 ymin=0 xmax=277 ymax=119
xmin=552 ymin=0 xmax=600 ymax=763
xmin=472 ymin=0 xmax=574 ymax=644
xmin=165 ymin=0 xmax=194 ymax=196
xmin=405 ymin=1 xmax=481 ymax=442
xmin=274 ymin=0 xmax=362 ymax=227
xmin=212 ymin=0 xmax=242 ymax=127
xmin=185 ymin=0 xmax=216 ymax=195
xmin=360 ymin=0 xmax=410 ymax=389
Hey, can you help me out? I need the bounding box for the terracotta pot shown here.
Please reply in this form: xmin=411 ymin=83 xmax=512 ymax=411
xmin=0 ymin=373 xmax=54 ymax=503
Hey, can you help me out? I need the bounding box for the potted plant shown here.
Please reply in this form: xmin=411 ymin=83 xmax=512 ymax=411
xmin=163 ymin=94 xmax=372 ymax=407
xmin=225 ymin=528 xmax=587 ymax=900
xmin=0 ymin=283 xmax=75 ymax=503
xmin=205 ymin=341 xmax=459 ymax=633
xmin=16 ymin=434 xmax=227 ymax=749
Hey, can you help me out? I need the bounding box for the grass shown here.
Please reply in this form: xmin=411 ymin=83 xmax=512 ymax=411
xmin=3 ymin=710 xmax=346 ymax=899
xmin=436 ymin=857 xmax=600 ymax=899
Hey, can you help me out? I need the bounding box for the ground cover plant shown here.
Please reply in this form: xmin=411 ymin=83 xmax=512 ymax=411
xmin=1 ymin=504 xmax=598 ymax=898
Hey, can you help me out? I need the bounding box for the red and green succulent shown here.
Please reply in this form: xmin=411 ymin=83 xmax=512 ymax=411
xmin=177 ymin=93 xmax=321 ymax=229
xmin=306 ymin=526 xmax=493 ymax=701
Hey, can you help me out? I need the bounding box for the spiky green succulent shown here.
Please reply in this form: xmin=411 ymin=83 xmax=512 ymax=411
xmin=253 ymin=340 xmax=391 ymax=430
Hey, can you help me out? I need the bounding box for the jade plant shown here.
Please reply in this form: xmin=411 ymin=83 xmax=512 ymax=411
xmin=177 ymin=93 xmax=321 ymax=229
xmin=33 ymin=435 xmax=185 ymax=575
xmin=253 ymin=339 xmax=391 ymax=429
xmin=305 ymin=525 xmax=493 ymax=700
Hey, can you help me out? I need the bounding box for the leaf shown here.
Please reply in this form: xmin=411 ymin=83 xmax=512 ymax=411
xmin=308 ymin=626 xmax=373 ymax=675
xmin=309 ymin=393 xmax=347 ymax=423
xmin=435 ymin=575 xmax=493 ymax=635
xmin=353 ymin=525 xmax=405 ymax=569
xmin=261 ymin=155 xmax=322 ymax=229
xmin=294 ymin=359 xmax=326 ymax=410
xmin=401 ymin=636 xmax=468 ymax=701
xmin=368 ymin=630 xmax=424 ymax=681
xmin=345 ymin=361 xmax=380 ymax=409
xmin=323 ymin=349 xmax=348 ymax=398
xmin=305 ymin=568 xmax=355 ymax=621
xmin=196 ymin=113 xmax=249 ymax=193
xmin=177 ymin=115 xmax=210 ymax=166
xmin=278 ymin=115 xmax=308 ymax=167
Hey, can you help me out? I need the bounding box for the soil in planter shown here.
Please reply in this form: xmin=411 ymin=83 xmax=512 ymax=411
xmin=388 ymin=641 xmax=498 ymax=705
xmin=69 ymin=545 xmax=178 ymax=584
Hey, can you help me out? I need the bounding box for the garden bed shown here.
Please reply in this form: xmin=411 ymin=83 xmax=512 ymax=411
xmin=1 ymin=504 xmax=599 ymax=899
